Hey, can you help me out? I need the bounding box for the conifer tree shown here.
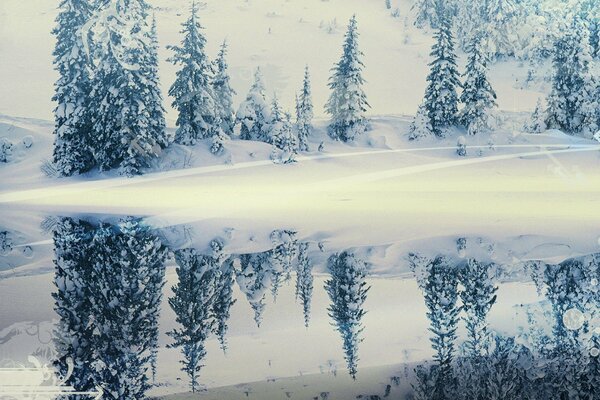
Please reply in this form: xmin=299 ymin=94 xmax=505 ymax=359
xmin=295 ymin=242 xmax=314 ymax=327
xmin=213 ymin=41 xmax=236 ymax=135
xmin=235 ymin=252 xmax=272 ymax=327
xmin=325 ymin=251 xmax=370 ymax=379
xmin=423 ymin=0 xmax=461 ymax=137
xmin=296 ymin=66 xmax=314 ymax=151
xmin=546 ymin=18 xmax=598 ymax=137
xmin=484 ymin=0 xmax=519 ymax=59
xmin=409 ymin=103 xmax=434 ymax=140
xmin=458 ymin=259 xmax=498 ymax=357
xmin=325 ymin=16 xmax=370 ymax=142
xmin=89 ymin=0 xmax=169 ymax=176
xmin=524 ymin=98 xmax=547 ymax=134
xmin=146 ymin=14 xmax=168 ymax=152
xmin=413 ymin=0 xmax=441 ymax=28
xmin=52 ymin=217 xmax=96 ymax=394
xmin=168 ymin=248 xmax=218 ymax=393
xmin=421 ymin=256 xmax=460 ymax=398
xmin=168 ymin=1 xmax=219 ymax=145
xmin=268 ymin=231 xmax=298 ymax=300
xmin=89 ymin=217 xmax=168 ymax=399
xmin=270 ymin=96 xmax=298 ymax=163
xmin=212 ymin=256 xmax=237 ymax=353
xmin=236 ymin=68 xmax=271 ymax=142
xmin=52 ymin=0 xmax=95 ymax=176
xmin=460 ymin=33 xmax=497 ymax=135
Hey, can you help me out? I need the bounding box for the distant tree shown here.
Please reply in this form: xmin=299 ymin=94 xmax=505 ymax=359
xmin=296 ymin=66 xmax=314 ymax=151
xmin=412 ymin=0 xmax=456 ymax=29
xmin=51 ymin=0 xmax=95 ymax=176
xmin=325 ymin=15 xmax=370 ymax=142
xmin=295 ymin=242 xmax=314 ymax=327
xmin=168 ymin=1 xmax=219 ymax=145
xmin=236 ymin=68 xmax=271 ymax=142
xmin=325 ymin=251 xmax=370 ymax=379
xmin=423 ymin=0 xmax=461 ymax=137
xmin=168 ymin=248 xmax=219 ymax=393
xmin=213 ymin=41 xmax=236 ymax=135
xmin=545 ymin=18 xmax=598 ymax=137
xmin=460 ymin=33 xmax=497 ymax=135
xmin=524 ymin=98 xmax=547 ymax=133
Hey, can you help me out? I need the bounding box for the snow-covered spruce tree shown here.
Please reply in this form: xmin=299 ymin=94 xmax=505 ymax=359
xmin=212 ymin=256 xmax=237 ymax=353
xmin=168 ymin=1 xmax=219 ymax=145
xmin=458 ymin=259 xmax=498 ymax=357
xmin=296 ymin=66 xmax=314 ymax=151
xmin=168 ymin=248 xmax=219 ymax=393
xmin=483 ymin=0 xmax=519 ymax=59
xmin=325 ymin=251 xmax=370 ymax=379
xmin=89 ymin=0 xmax=169 ymax=176
xmin=235 ymin=252 xmax=273 ymax=327
xmin=421 ymin=256 xmax=460 ymax=399
xmin=460 ymin=33 xmax=497 ymax=135
xmin=409 ymin=103 xmax=434 ymax=140
xmin=88 ymin=217 xmax=168 ymax=399
xmin=146 ymin=14 xmax=167 ymax=154
xmin=423 ymin=0 xmax=461 ymax=137
xmin=236 ymin=68 xmax=271 ymax=142
xmin=413 ymin=0 xmax=456 ymax=29
xmin=213 ymin=41 xmax=236 ymax=135
xmin=545 ymin=18 xmax=598 ymax=137
xmin=52 ymin=217 xmax=96 ymax=395
xmin=52 ymin=0 xmax=95 ymax=176
xmin=270 ymin=96 xmax=298 ymax=164
xmin=295 ymin=242 xmax=314 ymax=328
xmin=524 ymin=98 xmax=547 ymax=133
xmin=325 ymin=15 xmax=370 ymax=142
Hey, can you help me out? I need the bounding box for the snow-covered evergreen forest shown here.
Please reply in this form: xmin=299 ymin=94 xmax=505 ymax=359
xmin=0 ymin=0 xmax=599 ymax=399
xmin=0 ymin=0 xmax=597 ymax=181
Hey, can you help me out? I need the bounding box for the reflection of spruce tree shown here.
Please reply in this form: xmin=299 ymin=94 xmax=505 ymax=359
xmin=295 ymin=242 xmax=314 ymax=327
xmin=235 ymin=252 xmax=272 ymax=327
xmin=212 ymin=256 xmax=237 ymax=353
xmin=168 ymin=248 xmax=219 ymax=393
xmin=88 ymin=217 xmax=168 ymax=399
xmin=458 ymin=259 xmax=497 ymax=357
xmin=269 ymin=231 xmax=298 ymax=301
xmin=421 ymin=256 xmax=460 ymax=399
xmin=540 ymin=256 xmax=597 ymax=398
xmin=52 ymin=217 xmax=96 ymax=396
xmin=324 ymin=251 xmax=370 ymax=379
